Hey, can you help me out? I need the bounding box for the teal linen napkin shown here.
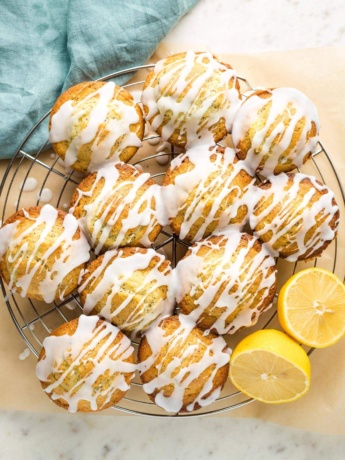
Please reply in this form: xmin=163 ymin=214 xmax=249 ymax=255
xmin=0 ymin=0 xmax=198 ymax=159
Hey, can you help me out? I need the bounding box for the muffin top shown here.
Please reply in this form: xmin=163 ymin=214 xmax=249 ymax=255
xmin=0 ymin=204 xmax=90 ymax=302
xmin=175 ymin=232 xmax=277 ymax=334
xmin=49 ymin=81 xmax=144 ymax=173
xmin=162 ymin=145 xmax=255 ymax=242
xmin=141 ymin=51 xmax=241 ymax=148
xmin=137 ymin=315 xmax=231 ymax=413
xmin=79 ymin=247 xmax=175 ymax=337
xmin=36 ymin=315 xmax=136 ymax=413
xmin=232 ymin=87 xmax=320 ymax=176
xmin=249 ymin=172 xmax=339 ymax=261
xmin=69 ymin=163 xmax=166 ymax=254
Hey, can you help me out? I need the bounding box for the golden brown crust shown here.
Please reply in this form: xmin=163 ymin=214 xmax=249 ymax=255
xmin=162 ymin=146 xmax=253 ymax=241
xmin=0 ymin=206 xmax=87 ymax=302
xmin=137 ymin=315 xmax=229 ymax=413
xmin=38 ymin=317 xmax=135 ymax=412
xmin=234 ymin=89 xmax=318 ymax=174
xmin=178 ymin=234 xmax=277 ymax=333
xmin=49 ymin=81 xmax=144 ymax=173
xmin=70 ymin=163 xmax=162 ymax=252
xmin=254 ymin=174 xmax=339 ymax=260
xmin=79 ymin=247 xmax=173 ymax=336
xmin=142 ymin=52 xmax=241 ymax=148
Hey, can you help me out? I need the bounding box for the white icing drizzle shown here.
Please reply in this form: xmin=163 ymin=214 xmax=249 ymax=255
xmin=19 ymin=177 xmax=38 ymax=192
xmin=141 ymin=51 xmax=241 ymax=148
xmin=147 ymin=135 xmax=161 ymax=146
xmin=134 ymin=164 xmax=144 ymax=172
xmin=175 ymin=232 xmax=277 ymax=334
xmin=70 ymin=164 xmax=167 ymax=254
xmin=0 ymin=204 xmax=90 ymax=302
xmin=37 ymin=188 xmax=53 ymax=203
xmin=128 ymin=89 xmax=142 ymax=103
xmin=155 ymin=142 xmax=171 ymax=166
xmin=249 ymin=173 xmax=339 ymax=261
xmin=232 ymin=87 xmax=320 ymax=176
xmin=162 ymin=146 xmax=255 ymax=242
xmin=138 ymin=316 xmax=231 ymax=413
xmin=36 ymin=315 xmax=136 ymax=413
xmin=19 ymin=347 xmax=31 ymax=361
xmin=79 ymin=248 xmax=175 ymax=335
xmin=49 ymin=82 xmax=142 ymax=172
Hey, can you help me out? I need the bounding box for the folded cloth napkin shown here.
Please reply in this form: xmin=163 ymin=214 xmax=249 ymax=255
xmin=0 ymin=0 xmax=198 ymax=159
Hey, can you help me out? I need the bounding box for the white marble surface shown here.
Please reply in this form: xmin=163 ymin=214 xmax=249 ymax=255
xmin=166 ymin=0 xmax=345 ymax=52
xmin=2 ymin=409 xmax=345 ymax=460
xmin=2 ymin=0 xmax=345 ymax=458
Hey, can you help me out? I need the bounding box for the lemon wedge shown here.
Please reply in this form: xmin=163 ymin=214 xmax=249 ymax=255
xmin=229 ymin=329 xmax=311 ymax=404
xmin=277 ymin=268 xmax=345 ymax=348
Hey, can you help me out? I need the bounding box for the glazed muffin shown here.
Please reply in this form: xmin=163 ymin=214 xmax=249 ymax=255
xmin=137 ymin=315 xmax=230 ymax=413
xmin=232 ymin=87 xmax=320 ymax=176
xmin=175 ymin=232 xmax=277 ymax=335
xmin=36 ymin=315 xmax=136 ymax=413
xmin=79 ymin=247 xmax=175 ymax=337
xmin=249 ymin=173 xmax=339 ymax=261
xmin=141 ymin=51 xmax=241 ymax=148
xmin=69 ymin=163 xmax=165 ymax=254
xmin=0 ymin=204 xmax=90 ymax=303
xmin=49 ymin=81 xmax=144 ymax=174
xmin=162 ymin=145 xmax=255 ymax=242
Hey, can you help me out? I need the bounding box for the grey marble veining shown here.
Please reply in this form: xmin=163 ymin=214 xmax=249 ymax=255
xmin=164 ymin=0 xmax=345 ymax=53
xmin=1 ymin=410 xmax=345 ymax=460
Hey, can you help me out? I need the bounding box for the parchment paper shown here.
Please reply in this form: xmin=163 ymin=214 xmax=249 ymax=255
xmin=0 ymin=45 xmax=345 ymax=434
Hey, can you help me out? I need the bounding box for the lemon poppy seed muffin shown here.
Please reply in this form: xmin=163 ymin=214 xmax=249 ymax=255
xmin=49 ymin=81 xmax=144 ymax=174
xmin=249 ymin=172 xmax=339 ymax=261
xmin=175 ymin=232 xmax=277 ymax=335
xmin=69 ymin=163 xmax=165 ymax=254
xmin=141 ymin=51 xmax=241 ymax=148
xmin=137 ymin=315 xmax=231 ymax=413
xmin=79 ymin=247 xmax=175 ymax=337
xmin=232 ymin=87 xmax=320 ymax=176
xmin=0 ymin=204 xmax=90 ymax=303
xmin=162 ymin=145 xmax=255 ymax=242
xmin=36 ymin=315 xmax=136 ymax=413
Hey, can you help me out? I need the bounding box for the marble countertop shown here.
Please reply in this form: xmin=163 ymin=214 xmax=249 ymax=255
xmin=2 ymin=0 xmax=345 ymax=459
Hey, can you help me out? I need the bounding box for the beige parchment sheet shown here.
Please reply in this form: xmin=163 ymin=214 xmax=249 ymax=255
xmin=0 ymin=45 xmax=345 ymax=434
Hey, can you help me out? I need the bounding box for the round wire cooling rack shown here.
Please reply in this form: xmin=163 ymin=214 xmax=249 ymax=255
xmin=1 ymin=64 xmax=345 ymax=417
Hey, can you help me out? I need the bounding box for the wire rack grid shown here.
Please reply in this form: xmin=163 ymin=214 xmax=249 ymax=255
xmin=1 ymin=64 xmax=345 ymax=417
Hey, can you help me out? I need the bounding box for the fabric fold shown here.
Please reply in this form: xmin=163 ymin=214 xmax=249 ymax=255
xmin=0 ymin=0 xmax=199 ymax=159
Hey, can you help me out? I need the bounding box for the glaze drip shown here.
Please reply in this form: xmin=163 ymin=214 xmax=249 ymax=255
xmin=138 ymin=316 xmax=231 ymax=413
xmin=175 ymin=232 xmax=277 ymax=334
xmin=0 ymin=204 xmax=90 ymax=303
xmin=36 ymin=315 xmax=136 ymax=413
xmin=249 ymin=173 xmax=339 ymax=261
xmin=70 ymin=164 xmax=166 ymax=254
xmin=162 ymin=145 xmax=255 ymax=242
xmin=141 ymin=51 xmax=241 ymax=148
xmin=79 ymin=248 xmax=175 ymax=336
xmin=232 ymin=87 xmax=320 ymax=176
xmin=49 ymin=82 xmax=142 ymax=172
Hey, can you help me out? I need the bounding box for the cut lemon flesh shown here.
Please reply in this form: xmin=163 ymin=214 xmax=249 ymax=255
xmin=278 ymin=268 xmax=345 ymax=348
xmin=229 ymin=329 xmax=311 ymax=404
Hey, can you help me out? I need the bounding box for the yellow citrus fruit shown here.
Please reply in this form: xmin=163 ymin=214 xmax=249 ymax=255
xmin=229 ymin=329 xmax=311 ymax=404
xmin=277 ymin=268 xmax=345 ymax=348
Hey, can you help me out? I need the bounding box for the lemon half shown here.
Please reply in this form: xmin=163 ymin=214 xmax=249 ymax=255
xmin=229 ymin=329 xmax=311 ymax=404
xmin=277 ymin=268 xmax=345 ymax=348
